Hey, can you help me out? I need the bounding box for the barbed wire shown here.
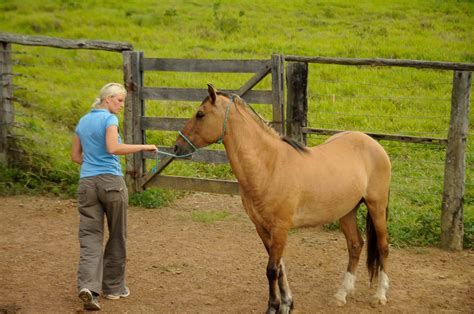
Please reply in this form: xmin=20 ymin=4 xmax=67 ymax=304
xmin=390 ymin=187 xmax=442 ymax=195
xmin=0 ymin=49 xmax=28 ymax=54
xmin=312 ymin=93 xmax=451 ymax=102
xmin=390 ymin=158 xmax=445 ymax=167
xmin=12 ymin=67 xmax=122 ymax=84
xmin=0 ymin=60 xmax=29 ymax=67
xmin=391 ymin=174 xmax=443 ymax=183
xmin=305 ymin=125 xmax=448 ymax=137
xmin=0 ymin=72 xmax=34 ymax=78
xmin=316 ymin=110 xmax=448 ymax=120
xmin=312 ymin=79 xmax=452 ymax=89
xmin=10 ymin=56 xmax=123 ymax=70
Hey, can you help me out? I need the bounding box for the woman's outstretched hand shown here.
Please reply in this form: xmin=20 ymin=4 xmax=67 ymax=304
xmin=143 ymin=145 xmax=159 ymax=152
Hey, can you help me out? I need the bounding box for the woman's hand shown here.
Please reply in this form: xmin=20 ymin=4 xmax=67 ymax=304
xmin=143 ymin=145 xmax=158 ymax=152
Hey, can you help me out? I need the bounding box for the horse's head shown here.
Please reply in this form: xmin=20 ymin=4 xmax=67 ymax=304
xmin=174 ymin=84 xmax=232 ymax=156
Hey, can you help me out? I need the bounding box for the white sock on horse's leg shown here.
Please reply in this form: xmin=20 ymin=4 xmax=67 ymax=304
xmin=373 ymin=270 xmax=389 ymax=305
xmin=334 ymin=272 xmax=356 ymax=305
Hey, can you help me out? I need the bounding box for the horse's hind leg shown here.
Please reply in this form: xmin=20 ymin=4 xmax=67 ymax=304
xmin=334 ymin=204 xmax=364 ymax=306
xmin=365 ymin=197 xmax=390 ymax=306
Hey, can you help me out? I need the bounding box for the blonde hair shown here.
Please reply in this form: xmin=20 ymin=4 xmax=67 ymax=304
xmin=92 ymin=83 xmax=127 ymax=108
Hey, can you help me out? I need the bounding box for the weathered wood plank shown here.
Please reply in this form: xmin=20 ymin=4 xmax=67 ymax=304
xmin=143 ymin=175 xmax=239 ymax=195
xmin=284 ymin=55 xmax=474 ymax=71
xmin=441 ymin=70 xmax=471 ymax=251
xmin=0 ymin=32 xmax=132 ymax=52
xmin=302 ymin=127 xmax=448 ymax=145
xmin=142 ymin=87 xmax=273 ymax=104
xmin=141 ymin=117 xmax=187 ymax=131
xmin=140 ymin=156 xmax=175 ymax=189
xmin=143 ymin=147 xmax=229 ymax=164
xmin=234 ymin=61 xmax=271 ymax=96
xmin=271 ymin=54 xmax=285 ymax=134
xmin=0 ymin=42 xmax=13 ymax=165
xmin=286 ymin=62 xmax=308 ymax=144
xmin=142 ymin=58 xmax=270 ymax=73
xmin=123 ymin=51 xmax=144 ymax=192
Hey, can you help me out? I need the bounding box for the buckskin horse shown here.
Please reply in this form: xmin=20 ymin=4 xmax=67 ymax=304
xmin=173 ymin=85 xmax=391 ymax=313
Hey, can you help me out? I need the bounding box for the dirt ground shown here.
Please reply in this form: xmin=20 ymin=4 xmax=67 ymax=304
xmin=0 ymin=193 xmax=473 ymax=313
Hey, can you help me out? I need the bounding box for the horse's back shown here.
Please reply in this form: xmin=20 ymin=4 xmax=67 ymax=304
xmin=319 ymin=131 xmax=390 ymax=168
xmin=318 ymin=131 xmax=391 ymax=196
xmin=290 ymin=131 xmax=391 ymax=226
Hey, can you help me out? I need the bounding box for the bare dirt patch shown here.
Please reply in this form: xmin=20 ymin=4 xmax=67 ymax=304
xmin=0 ymin=194 xmax=473 ymax=313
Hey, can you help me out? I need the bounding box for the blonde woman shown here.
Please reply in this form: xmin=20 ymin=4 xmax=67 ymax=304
xmin=71 ymin=83 xmax=157 ymax=311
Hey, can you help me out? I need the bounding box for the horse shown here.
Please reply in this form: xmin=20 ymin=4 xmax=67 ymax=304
xmin=174 ymin=84 xmax=391 ymax=313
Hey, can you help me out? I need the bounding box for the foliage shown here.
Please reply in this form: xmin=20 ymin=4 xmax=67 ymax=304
xmin=129 ymin=188 xmax=178 ymax=209
xmin=0 ymin=0 xmax=472 ymax=248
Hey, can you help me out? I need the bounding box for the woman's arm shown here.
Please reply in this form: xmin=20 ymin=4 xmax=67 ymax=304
xmin=106 ymin=125 xmax=157 ymax=155
xmin=71 ymin=135 xmax=83 ymax=165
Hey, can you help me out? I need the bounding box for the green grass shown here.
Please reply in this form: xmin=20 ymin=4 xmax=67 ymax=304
xmin=190 ymin=211 xmax=233 ymax=224
xmin=0 ymin=0 xmax=472 ymax=248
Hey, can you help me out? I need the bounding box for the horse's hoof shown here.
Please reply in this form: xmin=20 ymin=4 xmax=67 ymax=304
xmin=333 ymin=293 xmax=347 ymax=307
xmin=278 ymin=304 xmax=291 ymax=314
xmin=370 ymin=296 xmax=387 ymax=307
xmin=266 ymin=307 xmax=278 ymax=314
xmin=331 ymin=297 xmax=346 ymax=307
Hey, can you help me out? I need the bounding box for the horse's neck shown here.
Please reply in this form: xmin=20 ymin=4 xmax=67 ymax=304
xmin=223 ymin=109 xmax=281 ymax=187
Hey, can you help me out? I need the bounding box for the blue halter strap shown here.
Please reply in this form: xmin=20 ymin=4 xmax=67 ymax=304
xmin=152 ymin=95 xmax=234 ymax=172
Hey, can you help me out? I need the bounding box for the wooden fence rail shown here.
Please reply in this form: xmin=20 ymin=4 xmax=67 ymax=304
xmin=0 ymin=32 xmax=132 ymax=52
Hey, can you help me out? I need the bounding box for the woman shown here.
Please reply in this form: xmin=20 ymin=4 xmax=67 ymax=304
xmin=71 ymin=83 xmax=157 ymax=311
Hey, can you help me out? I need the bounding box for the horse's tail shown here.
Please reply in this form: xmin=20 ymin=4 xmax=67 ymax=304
xmin=366 ymin=193 xmax=389 ymax=283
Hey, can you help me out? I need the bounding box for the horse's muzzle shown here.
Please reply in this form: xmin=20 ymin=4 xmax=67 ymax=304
xmin=173 ymin=142 xmax=191 ymax=156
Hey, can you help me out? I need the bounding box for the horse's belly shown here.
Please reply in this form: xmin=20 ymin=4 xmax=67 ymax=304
xmin=292 ymin=192 xmax=362 ymax=227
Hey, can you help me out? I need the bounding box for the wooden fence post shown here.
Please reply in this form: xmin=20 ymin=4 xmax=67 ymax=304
xmin=271 ymin=54 xmax=285 ymax=134
xmin=123 ymin=50 xmax=145 ymax=193
xmin=286 ymin=62 xmax=308 ymax=144
xmin=441 ymin=71 xmax=471 ymax=250
xmin=0 ymin=42 xmax=13 ymax=165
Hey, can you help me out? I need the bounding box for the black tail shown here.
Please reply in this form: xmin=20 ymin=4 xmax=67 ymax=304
xmin=366 ymin=213 xmax=379 ymax=283
xmin=366 ymin=198 xmax=389 ymax=283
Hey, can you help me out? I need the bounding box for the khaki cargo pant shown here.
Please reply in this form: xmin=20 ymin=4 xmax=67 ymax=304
xmin=76 ymin=174 xmax=128 ymax=295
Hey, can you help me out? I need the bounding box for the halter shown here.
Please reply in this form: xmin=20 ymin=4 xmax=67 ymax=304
xmin=152 ymin=96 xmax=234 ymax=172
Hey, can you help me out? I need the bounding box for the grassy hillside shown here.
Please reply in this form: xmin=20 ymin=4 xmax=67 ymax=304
xmin=0 ymin=0 xmax=472 ymax=247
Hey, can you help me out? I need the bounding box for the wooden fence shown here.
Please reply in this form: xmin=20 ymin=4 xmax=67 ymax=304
xmin=0 ymin=32 xmax=472 ymax=250
xmin=122 ymin=51 xmax=285 ymax=195
xmin=0 ymin=32 xmax=132 ymax=165
xmin=284 ymin=56 xmax=472 ymax=251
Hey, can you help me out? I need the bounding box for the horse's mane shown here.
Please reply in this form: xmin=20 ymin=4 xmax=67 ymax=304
xmin=219 ymin=92 xmax=308 ymax=153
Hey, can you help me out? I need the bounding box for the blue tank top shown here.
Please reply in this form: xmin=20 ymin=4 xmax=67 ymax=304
xmin=75 ymin=109 xmax=122 ymax=178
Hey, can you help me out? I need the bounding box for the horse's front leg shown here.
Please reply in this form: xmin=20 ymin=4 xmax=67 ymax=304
xmin=266 ymin=227 xmax=290 ymax=314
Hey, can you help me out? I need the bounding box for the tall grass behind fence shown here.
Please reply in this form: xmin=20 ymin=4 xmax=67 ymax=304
xmin=3 ymin=45 xmax=124 ymax=195
xmin=305 ymin=64 xmax=473 ymax=246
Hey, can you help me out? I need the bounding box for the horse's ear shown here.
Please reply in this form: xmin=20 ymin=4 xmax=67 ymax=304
xmin=207 ymin=83 xmax=217 ymax=105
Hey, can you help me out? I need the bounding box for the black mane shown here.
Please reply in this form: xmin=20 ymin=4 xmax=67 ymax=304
xmin=281 ymin=136 xmax=308 ymax=153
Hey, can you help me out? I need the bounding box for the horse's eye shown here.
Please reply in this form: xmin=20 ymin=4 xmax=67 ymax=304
xmin=196 ymin=111 xmax=205 ymax=119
